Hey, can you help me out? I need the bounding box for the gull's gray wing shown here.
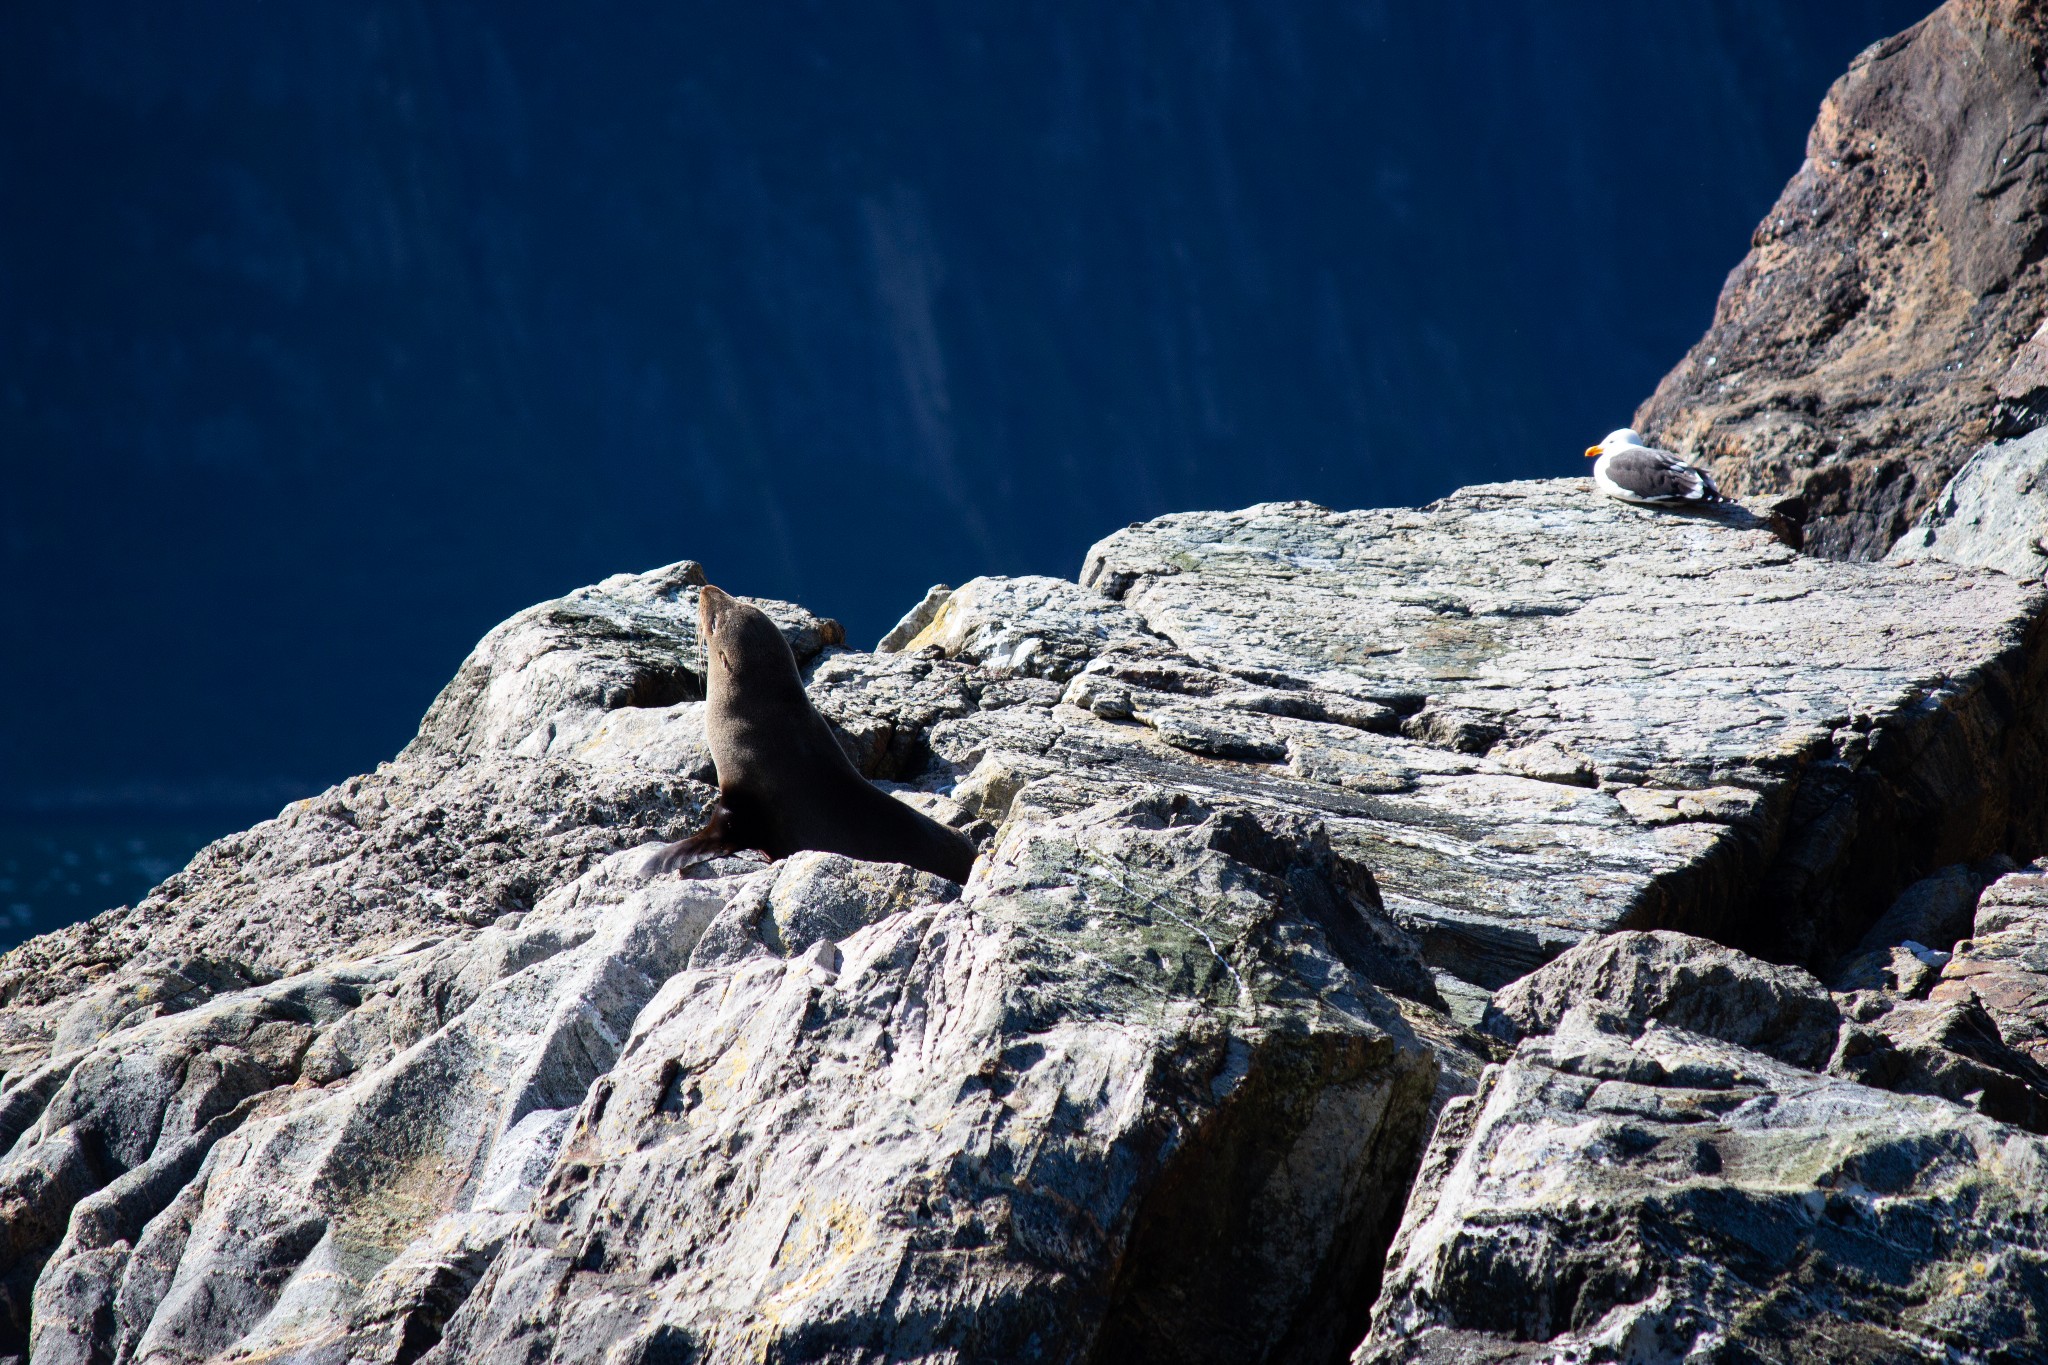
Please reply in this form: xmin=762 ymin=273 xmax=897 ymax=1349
xmin=1605 ymin=448 xmax=1723 ymax=502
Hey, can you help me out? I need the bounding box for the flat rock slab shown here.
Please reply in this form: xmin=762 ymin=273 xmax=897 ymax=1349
xmin=1064 ymin=483 xmax=2048 ymax=981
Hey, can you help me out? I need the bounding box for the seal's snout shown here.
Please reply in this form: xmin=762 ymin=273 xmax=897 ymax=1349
xmin=698 ymin=583 xmax=735 ymax=637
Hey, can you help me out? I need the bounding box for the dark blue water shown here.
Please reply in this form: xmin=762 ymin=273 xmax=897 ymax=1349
xmin=0 ymin=812 xmax=280 ymax=949
xmin=0 ymin=2 xmax=1931 ymax=946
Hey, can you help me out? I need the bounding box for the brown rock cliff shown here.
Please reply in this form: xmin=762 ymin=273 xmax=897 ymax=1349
xmin=1636 ymin=0 xmax=2048 ymax=558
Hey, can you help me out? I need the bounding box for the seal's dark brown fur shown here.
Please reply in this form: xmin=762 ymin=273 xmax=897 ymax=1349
xmin=646 ymin=584 xmax=976 ymax=883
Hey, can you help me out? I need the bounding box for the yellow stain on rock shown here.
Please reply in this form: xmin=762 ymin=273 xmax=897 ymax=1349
xmin=695 ymin=1042 xmax=752 ymax=1112
xmin=900 ymin=595 xmax=962 ymax=655
xmin=729 ymin=1195 xmax=879 ymax=1362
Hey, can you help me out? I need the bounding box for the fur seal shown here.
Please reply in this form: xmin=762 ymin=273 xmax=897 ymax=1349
xmin=645 ymin=584 xmax=977 ymax=883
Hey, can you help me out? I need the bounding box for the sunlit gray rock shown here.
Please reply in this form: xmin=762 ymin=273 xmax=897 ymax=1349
xmin=12 ymin=7 xmax=2042 ymax=1352
xmin=1487 ymin=929 xmax=1842 ymax=1069
xmin=1888 ymin=426 xmax=2048 ymax=583
xmin=6 ymin=798 xmax=1446 ymax=1365
xmin=0 ymin=560 xmax=824 ymax=1077
xmin=1482 ymin=926 xmax=2048 ymax=1135
xmin=1073 ymin=485 xmax=2048 ymax=982
xmin=431 ymin=794 xmax=1441 ymax=1365
xmin=3 ymin=476 xmax=2047 ymax=1362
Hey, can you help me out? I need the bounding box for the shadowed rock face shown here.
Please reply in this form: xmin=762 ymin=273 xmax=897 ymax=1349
xmin=1 ymin=472 xmax=2044 ymax=1362
xmin=1635 ymin=0 xmax=2048 ymax=561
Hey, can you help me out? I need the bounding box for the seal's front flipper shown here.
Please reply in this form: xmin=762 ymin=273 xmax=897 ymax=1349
xmin=641 ymin=803 xmax=742 ymax=876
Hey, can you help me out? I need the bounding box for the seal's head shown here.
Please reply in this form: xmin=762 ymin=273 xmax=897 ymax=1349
xmin=698 ymin=583 xmax=803 ymax=704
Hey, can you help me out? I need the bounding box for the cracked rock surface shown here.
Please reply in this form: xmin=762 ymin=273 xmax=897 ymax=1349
xmin=2 ymin=479 xmax=2046 ymax=1362
xmin=1888 ymin=424 xmax=2048 ymax=584
xmin=1933 ymin=858 xmax=2048 ymax=1070
xmin=1072 ymin=484 xmax=2048 ymax=982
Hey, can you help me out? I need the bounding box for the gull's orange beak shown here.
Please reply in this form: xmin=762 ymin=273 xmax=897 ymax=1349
xmin=1584 ymin=444 xmax=1603 ymax=459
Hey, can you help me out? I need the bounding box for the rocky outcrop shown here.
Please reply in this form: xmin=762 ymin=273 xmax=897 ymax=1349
xmin=1359 ymin=906 xmax=2048 ymax=1361
xmin=17 ymin=5 xmax=2048 ymax=1347
xmin=1487 ymin=930 xmax=1844 ymax=1069
xmin=1635 ymin=0 xmax=2048 ymax=561
xmin=1348 ymin=265 xmax=2048 ymax=1359
xmin=10 ymin=809 xmax=1446 ymax=1365
xmin=1075 ymin=486 xmax=2048 ymax=979
xmin=0 ymin=561 xmax=818 ymax=1069
xmin=434 ymin=801 xmax=1443 ymax=1365
xmin=1358 ymin=1006 xmax=2048 ymax=1364
xmin=1505 ymin=922 xmax=2048 ymax=1119
xmin=2 ymin=473 xmax=2046 ymax=1361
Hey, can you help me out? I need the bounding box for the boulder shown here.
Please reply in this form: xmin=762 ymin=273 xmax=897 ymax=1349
xmin=17 ymin=853 xmax=737 ymax=1365
xmin=432 ymin=796 xmax=1441 ymax=1365
xmin=1485 ymin=925 xmax=2048 ymax=1134
xmin=1830 ymin=992 xmax=2048 ymax=1134
xmin=1357 ymin=1013 xmax=2048 ymax=1364
xmin=1487 ymin=930 xmax=1842 ymax=1069
xmin=876 ymin=583 xmax=954 ymax=652
xmin=1888 ymin=425 xmax=2048 ymax=582
xmin=1932 ymin=858 xmax=2048 ymax=1067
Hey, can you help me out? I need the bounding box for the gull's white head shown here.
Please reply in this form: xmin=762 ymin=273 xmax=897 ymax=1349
xmin=1584 ymin=428 xmax=1644 ymax=459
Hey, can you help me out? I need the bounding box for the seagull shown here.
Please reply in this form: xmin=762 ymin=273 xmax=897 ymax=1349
xmin=1584 ymin=429 xmax=1728 ymax=505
